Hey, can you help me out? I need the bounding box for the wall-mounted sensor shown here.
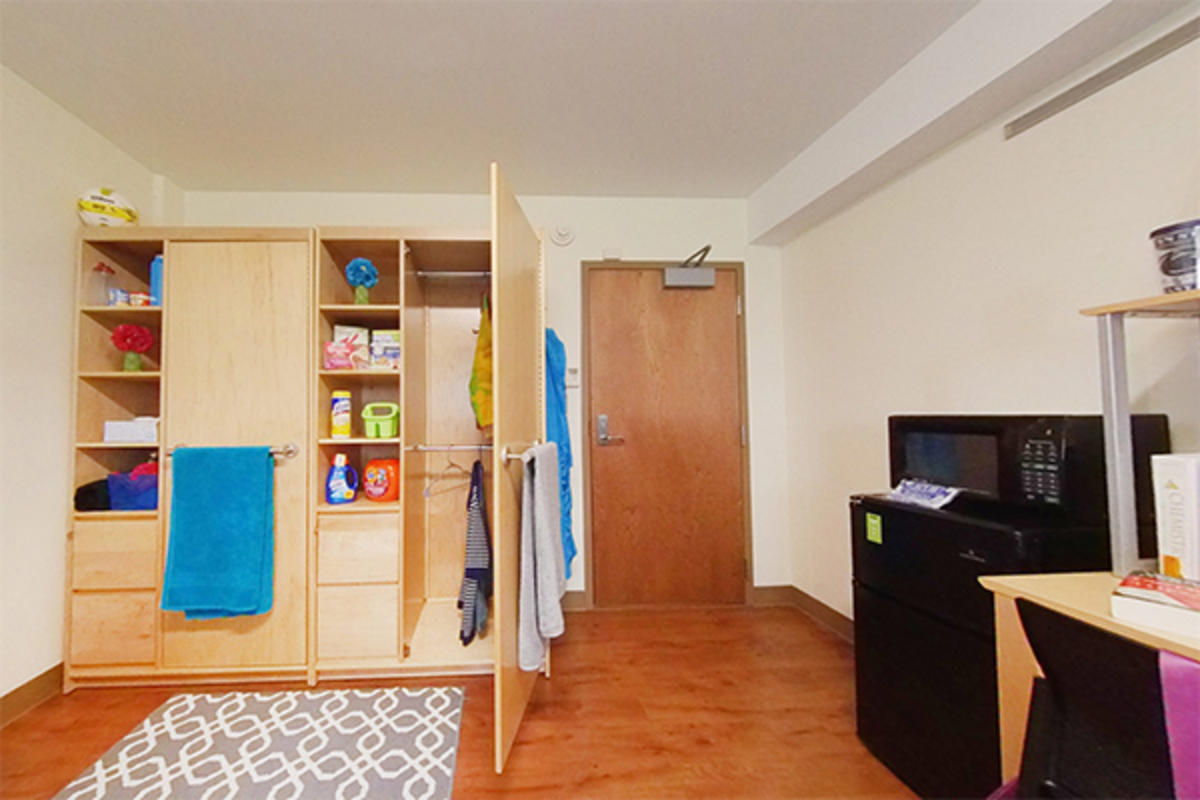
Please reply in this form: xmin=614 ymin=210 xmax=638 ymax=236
xmin=549 ymin=226 xmax=575 ymax=246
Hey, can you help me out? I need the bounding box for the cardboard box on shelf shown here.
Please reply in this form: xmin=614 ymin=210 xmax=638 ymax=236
xmin=370 ymin=329 xmax=401 ymax=370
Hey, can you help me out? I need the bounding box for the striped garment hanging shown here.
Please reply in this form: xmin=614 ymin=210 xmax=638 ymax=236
xmin=458 ymin=459 xmax=493 ymax=645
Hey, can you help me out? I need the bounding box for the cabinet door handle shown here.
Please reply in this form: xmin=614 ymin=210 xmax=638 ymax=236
xmin=958 ymin=549 xmax=988 ymax=564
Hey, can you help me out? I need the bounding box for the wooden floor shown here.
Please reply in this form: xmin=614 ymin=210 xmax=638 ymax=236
xmin=0 ymin=607 xmax=914 ymax=799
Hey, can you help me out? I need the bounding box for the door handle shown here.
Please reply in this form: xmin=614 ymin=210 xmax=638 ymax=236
xmin=596 ymin=414 xmax=625 ymax=446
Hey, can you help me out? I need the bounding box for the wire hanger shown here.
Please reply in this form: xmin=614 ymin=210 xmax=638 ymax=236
xmin=424 ymin=457 xmax=471 ymax=497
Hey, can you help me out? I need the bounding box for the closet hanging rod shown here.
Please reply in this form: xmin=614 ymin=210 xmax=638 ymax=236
xmin=407 ymin=444 xmax=494 ymax=453
xmin=166 ymin=442 xmax=299 ymax=459
xmin=500 ymin=440 xmax=542 ymax=462
xmin=414 ymin=270 xmax=491 ymax=279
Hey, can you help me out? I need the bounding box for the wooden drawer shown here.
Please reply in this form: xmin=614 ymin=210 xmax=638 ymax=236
xmin=70 ymin=591 xmax=156 ymax=665
xmin=317 ymin=513 xmax=400 ymax=585
xmin=318 ymin=585 xmax=399 ymax=660
xmin=72 ymin=519 xmax=158 ymax=590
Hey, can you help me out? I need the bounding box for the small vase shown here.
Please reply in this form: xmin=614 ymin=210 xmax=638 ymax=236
xmin=122 ymin=351 xmax=142 ymax=372
xmin=354 ymin=285 xmax=370 ymax=305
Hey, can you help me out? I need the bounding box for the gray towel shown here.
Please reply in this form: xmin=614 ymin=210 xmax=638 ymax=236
xmin=518 ymin=442 xmax=565 ymax=671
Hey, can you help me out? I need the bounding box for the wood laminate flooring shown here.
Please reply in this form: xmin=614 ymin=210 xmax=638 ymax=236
xmin=0 ymin=607 xmax=915 ymax=799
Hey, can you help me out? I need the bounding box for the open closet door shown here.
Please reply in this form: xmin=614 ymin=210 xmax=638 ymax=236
xmin=490 ymin=162 xmax=545 ymax=773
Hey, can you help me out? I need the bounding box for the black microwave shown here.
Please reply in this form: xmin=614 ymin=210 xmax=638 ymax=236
xmin=888 ymin=415 xmax=1170 ymax=527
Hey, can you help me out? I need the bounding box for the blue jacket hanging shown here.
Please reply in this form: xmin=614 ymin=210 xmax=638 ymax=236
xmin=545 ymin=328 xmax=576 ymax=579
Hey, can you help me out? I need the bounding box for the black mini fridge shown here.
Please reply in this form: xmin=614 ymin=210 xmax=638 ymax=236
xmin=850 ymin=496 xmax=1110 ymax=799
xmin=851 ymin=414 xmax=1170 ymax=798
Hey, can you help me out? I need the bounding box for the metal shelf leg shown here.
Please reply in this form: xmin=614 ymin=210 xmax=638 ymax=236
xmin=1098 ymin=314 xmax=1148 ymax=575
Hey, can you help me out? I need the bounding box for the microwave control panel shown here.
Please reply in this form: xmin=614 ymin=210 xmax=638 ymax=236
xmin=1019 ymin=423 xmax=1066 ymax=505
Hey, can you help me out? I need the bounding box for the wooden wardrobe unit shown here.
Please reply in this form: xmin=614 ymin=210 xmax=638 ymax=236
xmin=63 ymin=165 xmax=544 ymax=772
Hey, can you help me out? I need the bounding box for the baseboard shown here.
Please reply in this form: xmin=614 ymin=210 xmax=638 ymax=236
xmin=750 ymin=585 xmax=854 ymax=643
xmin=1 ymin=663 xmax=63 ymax=728
xmin=561 ymin=589 xmax=588 ymax=611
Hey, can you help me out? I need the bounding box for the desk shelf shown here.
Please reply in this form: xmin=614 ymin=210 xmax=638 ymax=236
xmin=1081 ymin=289 xmax=1200 ymax=574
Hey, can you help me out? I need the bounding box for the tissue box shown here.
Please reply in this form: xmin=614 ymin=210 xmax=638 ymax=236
xmin=330 ymin=325 xmax=370 ymax=369
xmin=1152 ymin=453 xmax=1200 ymax=581
xmin=370 ymin=329 xmax=401 ymax=370
xmin=103 ymin=417 xmax=159 ymax=443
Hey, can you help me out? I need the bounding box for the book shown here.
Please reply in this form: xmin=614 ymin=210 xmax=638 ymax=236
xmin=1110 ymin=570 xmax=1200 ymax=639
xmin=1151 ymin=453 xmax=1200 ymax=580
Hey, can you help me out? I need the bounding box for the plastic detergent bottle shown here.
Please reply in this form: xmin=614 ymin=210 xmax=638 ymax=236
xmin=325 ymin=453 xmax=357 ymax=504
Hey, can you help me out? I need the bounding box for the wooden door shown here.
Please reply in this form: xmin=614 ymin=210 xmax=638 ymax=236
xmin=161 ymin=238 xmax=311 ymax=668
xmin=490 ymin=163 xmax=545 ymax=773
xmin=587 ymin=265 xmax=747 ymax=606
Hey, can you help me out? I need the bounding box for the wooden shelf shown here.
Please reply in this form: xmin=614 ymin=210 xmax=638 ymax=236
xmin=1080 ymin=288 xmax=1200 ymax=317
xmin=73 ymin=510 xmax=158 ymax=521
xmin=319 ymin=304 xmax=401 ymax=313
xmin=77 ymin=371 xmax=162 ymax=381
xmin=78 ymin=371 xmax=161 ymax=381
xmin=80 ymin=305 xmax=162 ymax=320
xmin=317 ymin=369 xmax=400 ymax=377
xmin=76 ymin=442 xmax=159 ymax=449
xmin=317 ymin=500 xmax=401 ymax=514
xmin=317 ymin=438 xmax=400 ymax=445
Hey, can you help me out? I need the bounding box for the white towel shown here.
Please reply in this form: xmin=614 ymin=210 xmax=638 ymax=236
xmin=518 ymin=442 xmax=566 ymax=671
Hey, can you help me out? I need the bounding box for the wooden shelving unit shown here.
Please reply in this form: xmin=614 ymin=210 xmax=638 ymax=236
xmin=56 ymin=167 xmax=545 ymax=773
xmin=1080 ymin=287 xmax=1200 ymax=574
xmin=313 ymin=231 xmax=405 ymax=669
xmin=67 ymin=232 xmax=165 ymax=675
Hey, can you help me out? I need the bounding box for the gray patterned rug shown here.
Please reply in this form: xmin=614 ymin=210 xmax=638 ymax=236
xmin=54 ymin=687 xmax=464 ymax=800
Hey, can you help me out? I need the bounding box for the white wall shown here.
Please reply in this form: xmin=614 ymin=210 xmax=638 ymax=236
xmin=184 ymin=191 xmax=792 ymax=590
xmin=780 ymin=35 xmax=1200 ymax=616
xmin=0 ymin=67 xmax=181 ymax=696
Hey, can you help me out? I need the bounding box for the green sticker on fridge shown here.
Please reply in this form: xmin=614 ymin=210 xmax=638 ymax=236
xmin=866 ymin=512 xmax=883 ymax=544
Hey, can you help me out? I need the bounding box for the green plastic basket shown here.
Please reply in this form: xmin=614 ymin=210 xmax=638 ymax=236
xmin=362 ymin=402 xmax=399 ymax=438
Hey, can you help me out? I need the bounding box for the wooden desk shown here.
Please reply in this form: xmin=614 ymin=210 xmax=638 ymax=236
xmin=980 ymin=572 xmax=1200 ymax=779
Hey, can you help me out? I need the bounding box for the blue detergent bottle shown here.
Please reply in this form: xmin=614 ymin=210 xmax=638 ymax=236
xmin=325 ymin=453 xmax=358 ymax=504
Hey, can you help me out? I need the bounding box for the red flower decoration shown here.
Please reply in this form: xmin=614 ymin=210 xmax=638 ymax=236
xmin=111 ymin=324 xmax=154 ymax=354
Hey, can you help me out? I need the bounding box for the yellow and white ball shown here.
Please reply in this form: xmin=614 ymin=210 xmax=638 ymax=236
xmin=77 ymin=188 xmax=138 ymax=226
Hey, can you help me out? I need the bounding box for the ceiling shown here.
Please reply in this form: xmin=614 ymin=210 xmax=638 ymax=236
xmin=0 ymin=0 xmax=981 ymax=196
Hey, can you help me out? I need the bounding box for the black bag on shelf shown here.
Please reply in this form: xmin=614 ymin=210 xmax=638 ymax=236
xmin=74 ymin=478 xmax=110 ymax=511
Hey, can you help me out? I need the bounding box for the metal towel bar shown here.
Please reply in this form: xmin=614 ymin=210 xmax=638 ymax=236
xmin=500 ymin=441 xmax=541 ymax=462
xmin=166 ymin=442 xmax=299 ymax=459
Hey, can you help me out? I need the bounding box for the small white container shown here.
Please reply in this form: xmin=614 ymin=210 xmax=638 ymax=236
xmin=103 ymin=416 xmax=159 ymax=443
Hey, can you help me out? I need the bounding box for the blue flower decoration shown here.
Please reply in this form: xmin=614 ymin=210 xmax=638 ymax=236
xmin=345 ymin=257 xmax=378 ymax=289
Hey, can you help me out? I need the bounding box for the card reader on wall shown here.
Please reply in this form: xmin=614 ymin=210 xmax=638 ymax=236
xmin=664 ymin=243 xmax=715 ymax=288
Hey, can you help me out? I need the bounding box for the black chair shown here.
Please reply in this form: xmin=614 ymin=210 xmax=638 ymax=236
xmin=1015 ymin=598 xmax=1176 ymax=799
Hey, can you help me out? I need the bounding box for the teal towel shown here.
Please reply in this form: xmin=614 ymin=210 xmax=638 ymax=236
xmin=162 ymin=447 xmax=274 ymax=619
